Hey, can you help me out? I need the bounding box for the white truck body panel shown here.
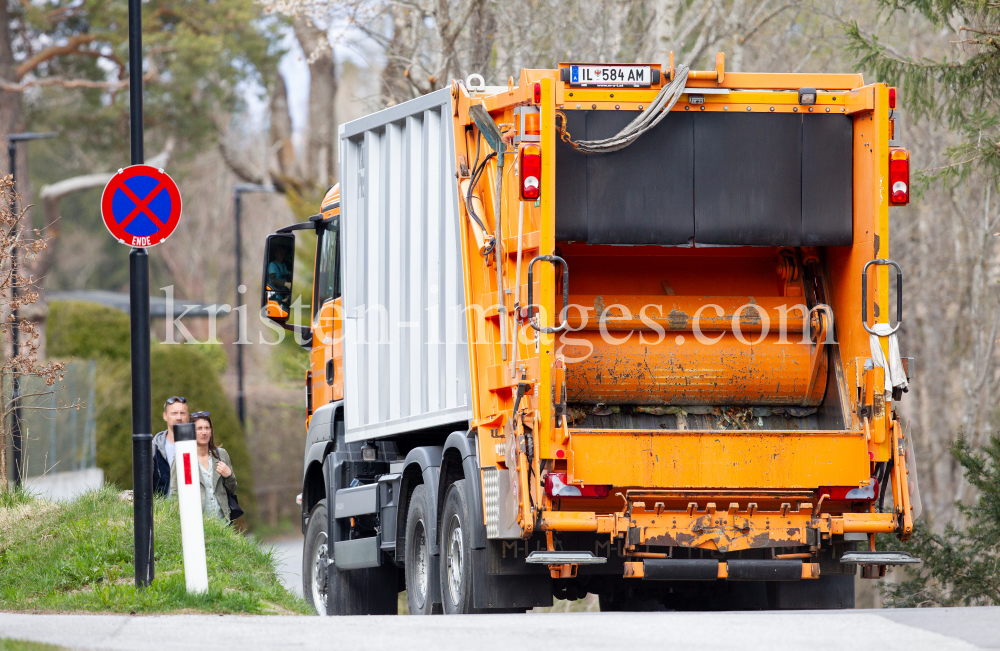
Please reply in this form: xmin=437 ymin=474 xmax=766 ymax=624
xmin=339 ymin=88 xmax=472 ymax=442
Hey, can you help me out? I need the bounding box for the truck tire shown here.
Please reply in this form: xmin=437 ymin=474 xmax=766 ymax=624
xmin=767 ymin=573 xmax=855 ymax=609
xmin=440 ymin=480 xmax=477 ymax=614
xmin=304 ymin=499 xmax=399 ymax=616
xmin=303 ymin=500 xmax=331 ymax=615
xmin=405 ymin=485 xmax=435 ymax=615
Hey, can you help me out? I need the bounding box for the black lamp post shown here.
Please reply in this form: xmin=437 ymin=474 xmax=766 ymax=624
xmin=6 ymin=131 xmax=57 ymax=488
xmin=233 ymin=183 xmax=274 ymax=429
xmin=125 ymin=0 xmax=155 ymax=588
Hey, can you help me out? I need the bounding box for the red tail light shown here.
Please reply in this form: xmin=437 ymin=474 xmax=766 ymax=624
xmin=889 ymin=149 xmax=909 ymax=206
xmin=545 ymin=473 xmax=609 ymax=498
xmin=520 ymin=144 xmax=541 ymax=200
xmin=533 ymin=81 xmax=541 ymax=104
xmin=888 ymin=87 xmax=896 ymax=110
xmin=819 ymin=478 xmax=878 ymax=501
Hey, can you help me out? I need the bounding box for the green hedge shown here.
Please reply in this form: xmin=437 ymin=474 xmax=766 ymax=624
xmin=46 ymin=300 xmax=257 ymax=527
xmin=47 ymin=300 xmax=130 ymax=360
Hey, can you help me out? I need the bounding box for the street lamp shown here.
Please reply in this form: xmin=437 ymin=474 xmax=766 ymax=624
xmin=233 ymin=183 xmax=274 ymax=429
xmin=6 ymin=131 xmax=57 ymax=488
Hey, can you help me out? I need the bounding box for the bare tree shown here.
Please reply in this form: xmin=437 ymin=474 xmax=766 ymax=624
xmin=0 ymin=2 xmax=25 ymax=186
xmin=231 ymin=1 xmax=346 ymax=198
xmin=893 ymin=136 xmax=1000 ymax=527
xmin=642 ymin=0 xmax=796 ymax=70
xmin=0 ymin=176 xmax=66 ymax=490
xmin=296 ymin=15 xmax=340 ymax=186
xmin=263 ymin=0 xmax=483 ymax=107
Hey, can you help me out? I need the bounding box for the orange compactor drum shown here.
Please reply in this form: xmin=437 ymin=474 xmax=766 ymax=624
xmin=556 ymin=260 xmax=831 ymax=407
xmin=560 ymin=330 xmax=827 ymax=406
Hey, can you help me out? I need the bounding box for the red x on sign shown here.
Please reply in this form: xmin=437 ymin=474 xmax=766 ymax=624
xmin=101 ymin=165 xmax=182 ymax=247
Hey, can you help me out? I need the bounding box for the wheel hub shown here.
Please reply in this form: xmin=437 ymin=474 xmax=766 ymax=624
xmin=446 ymin=516 xmax=464 ymax=604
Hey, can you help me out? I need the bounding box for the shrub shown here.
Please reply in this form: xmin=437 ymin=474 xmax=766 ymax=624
xmin=47 ymin=301 xmax=130 ymax=361
xmin=881 ymin=434 xmax=1000 ymax=607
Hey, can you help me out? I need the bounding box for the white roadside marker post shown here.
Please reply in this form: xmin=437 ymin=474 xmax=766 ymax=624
xmin=173 ymin=422 xmax=209 ymax=593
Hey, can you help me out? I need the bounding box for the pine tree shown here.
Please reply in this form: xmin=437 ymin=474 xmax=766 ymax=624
xmin=847 ymin=1 xmax=1000 ymax=182
xmin=881 ymin=435 xmax=1000 ymax=606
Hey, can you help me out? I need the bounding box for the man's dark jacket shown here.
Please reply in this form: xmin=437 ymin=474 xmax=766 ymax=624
xmin=152 ymin=430 xmax=171 ymax=496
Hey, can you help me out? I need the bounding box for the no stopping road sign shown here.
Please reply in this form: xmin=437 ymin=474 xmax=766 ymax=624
xmin=101 ymin=165 xmax=182 ymax=247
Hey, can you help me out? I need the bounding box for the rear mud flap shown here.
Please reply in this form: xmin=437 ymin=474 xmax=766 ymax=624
xmin=768 ymin=573 xmax=855 ymax=609
xmin=471 ymin=547 xmax=552 ymax=610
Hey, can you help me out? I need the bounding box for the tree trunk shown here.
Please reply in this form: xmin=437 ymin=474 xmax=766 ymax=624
xmin=293 ymin=17 xmax=338 ymax=189
xmin=381 ymin=6 xmax=417 ymax=107
xmin=645 ymin=0 xmax=679 ymax=65
xmin=268 ymin=74 xmax=297 ymax=184
xmin=467 ymin=0 xmax=497 ymax=83
xmin=0 ymin=1 xmax=24 ymax=179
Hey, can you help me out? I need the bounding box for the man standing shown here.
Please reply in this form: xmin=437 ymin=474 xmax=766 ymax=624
xmin=153 ymin=396 xmax=189 ymax=496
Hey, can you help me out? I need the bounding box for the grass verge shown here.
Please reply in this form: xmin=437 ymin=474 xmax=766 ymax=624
xmin=0 ymin=487 xmax=310 ymax=614
xmin=0 ymin=640 xmax=65 ymax=651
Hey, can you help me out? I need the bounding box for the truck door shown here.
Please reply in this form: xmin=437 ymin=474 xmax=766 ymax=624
xmin=311 ymin=217 xmax=342 ymax=405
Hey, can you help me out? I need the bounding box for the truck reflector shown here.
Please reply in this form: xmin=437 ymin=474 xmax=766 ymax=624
xmin=533 ymin=81 xmax=541 ymax=104
xmin=545 ymin=473 xmax=609 ymax=498
xmin=524 ymin=112 xmax=540 ymax=136
xmin=520 ymin=144 xmax=541 ymax=200
xmin=889 ymin=149 xmax=910 ymax=206
xmin=888 ymin=87 xmax=897 ymax=109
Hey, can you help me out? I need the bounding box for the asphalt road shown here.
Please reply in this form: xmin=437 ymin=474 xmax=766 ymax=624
xmin=1 ymin=607 xmax=998 ymax=650
xmin=262 ymin=535 xmax=304 ymax=599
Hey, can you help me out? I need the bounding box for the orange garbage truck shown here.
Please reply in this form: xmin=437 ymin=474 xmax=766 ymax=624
xmin=261 ymin=53 xmax=921 ymax=614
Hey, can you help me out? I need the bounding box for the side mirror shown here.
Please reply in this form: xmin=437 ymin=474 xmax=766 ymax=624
xmin=261 ymin=233 xmax=295 ymax=322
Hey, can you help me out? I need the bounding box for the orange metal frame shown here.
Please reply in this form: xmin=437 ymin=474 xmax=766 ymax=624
xmin=447 ymin=54 xmax=915 ymax=573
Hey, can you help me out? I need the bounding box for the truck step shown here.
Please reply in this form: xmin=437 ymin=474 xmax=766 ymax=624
xmin=334 ymin=536 xmax=382 ymax=570
xmin=525 ymin=551 xmax=607 ymax=565
xmin=840 ymin=551 xmax=921 ymax=565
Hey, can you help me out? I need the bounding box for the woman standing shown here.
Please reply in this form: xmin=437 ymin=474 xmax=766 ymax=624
xmin=170 ymin=412 xmax=237 ymax=522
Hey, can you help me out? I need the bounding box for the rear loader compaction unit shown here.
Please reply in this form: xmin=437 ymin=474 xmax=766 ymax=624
xmin=261 ymin=53 xmax=921 ymax=613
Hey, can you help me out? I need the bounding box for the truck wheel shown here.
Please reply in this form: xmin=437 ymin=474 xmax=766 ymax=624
xmin=405 ymin=485 xmax=435 ymax=615
xmin=440 ymin=480 xmax=477 ymax=614
xmin=303 ymin=499 xmax=399 ymax=615
xmin=303 ymin=500 xmax=330 ymax=615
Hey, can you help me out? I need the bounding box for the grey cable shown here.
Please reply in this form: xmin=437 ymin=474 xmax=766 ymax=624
xmin=561 ymin=65 xmax=691 ymax=154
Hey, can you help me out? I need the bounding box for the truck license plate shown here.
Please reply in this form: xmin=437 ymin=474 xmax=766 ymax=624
xmin=568 ymin=65 xmax=651 ymax=88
